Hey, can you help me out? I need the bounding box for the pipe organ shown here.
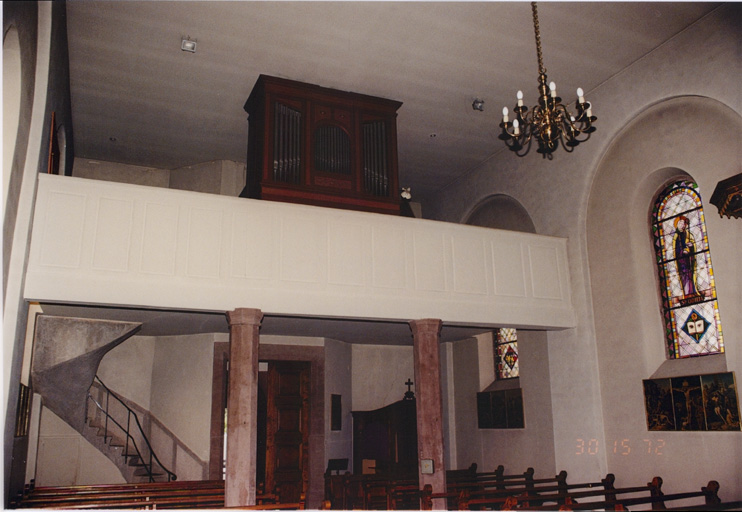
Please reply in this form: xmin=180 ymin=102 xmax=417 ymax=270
xmin=242 ymin=75 xmax=403 ymax=215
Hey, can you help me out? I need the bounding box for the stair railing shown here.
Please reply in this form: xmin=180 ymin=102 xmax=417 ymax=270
xmin=86 ymin=375 xmax=176 ymax=482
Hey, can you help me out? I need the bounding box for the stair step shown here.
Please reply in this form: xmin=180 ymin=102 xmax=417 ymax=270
xmin=84 ymin=380 xmax=177 ymax=484
xmin=133 ymin=468 xmax=164 ymax=477
xmin=108 ymin=435 xmax=136 ymax=451
xmin=109 ymin=438 xmax=126 ymax=447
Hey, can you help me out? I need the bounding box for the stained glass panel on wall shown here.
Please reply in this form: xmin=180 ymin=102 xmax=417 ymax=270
xmin=495 ymin=328 xmax=519 ymax=379
xmin=652 ymin=180 xmax=724 ymax=359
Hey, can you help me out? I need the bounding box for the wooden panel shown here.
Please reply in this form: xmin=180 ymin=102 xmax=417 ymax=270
xmin=27 ymin=175 xmax=576 ymax=330
xmin=187 ymin=208 xmax=222 ymax=278
xmin=40 ymin=191 xmax=85 ymax=268
xmin=529 ymin=244 xmax=564 ymax=300
xmin=93 ymin=197 xmax=133 ymax=271
xmin=452 ymin=235 xmax=488 ymax=295
xmin=265 ymin=361 xmax=309 ymax=503
xmin=140 ymin=202 xmax=178 ymax=275
xmin=327 ymin=221 xmax=366 ymax=286
xmin=352 ymin=399 xmax=417 ymax=479
xmin=230 ymin=211 xmax=276 ymax=280
xmin=492 ymin=240 xmax=527 ymax=298
xmin=413 ymin=231 xmax=446 ymax=292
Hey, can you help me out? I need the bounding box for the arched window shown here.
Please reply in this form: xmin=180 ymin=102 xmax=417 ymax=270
xmin=652 ymin=180 xmax=724 ymax=359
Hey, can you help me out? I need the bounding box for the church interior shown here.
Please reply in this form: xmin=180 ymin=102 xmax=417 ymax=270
xmin=3 ymin=1 xmax=741 ymax=510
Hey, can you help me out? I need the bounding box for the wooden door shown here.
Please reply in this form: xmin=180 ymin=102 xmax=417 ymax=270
xmin=264 ymin=361 xmax=310 ymax=502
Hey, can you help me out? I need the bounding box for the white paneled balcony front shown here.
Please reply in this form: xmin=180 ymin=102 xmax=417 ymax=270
xmin=25 ymin=175 xmax=575 ymax=330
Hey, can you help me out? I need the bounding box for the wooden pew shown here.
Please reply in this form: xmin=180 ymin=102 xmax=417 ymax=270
xmin=421 ymin=468 xmax=587 ymax=510
xmin=226 ymin=493 xmax=305 ymax=510
xmin=12 ymin=480 xmax=225 ymax=509
xmin=539 ymin=477 xmax=723 ymax=511
xmin=464 ymin=475 xmax=723 ymax=511
xmin=324 ymin=464 xmax=481 ymax=510
xmin=16 ymin=479 xmax=224 ymax=498
xmin=12 ymin=479 xmax=300 ymax=509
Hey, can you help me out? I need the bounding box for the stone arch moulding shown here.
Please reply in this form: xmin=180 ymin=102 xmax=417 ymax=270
xmin=3 ymin=24 xmax=22 ymax=209
xmin=586 ymin=95 xmax=740 ymax=373
xmin=463 ymin=193 xmax=537 ymax=234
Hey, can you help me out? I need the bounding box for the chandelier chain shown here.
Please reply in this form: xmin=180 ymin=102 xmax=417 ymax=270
xmin=531 ymin=2 xmax=545 ymax=76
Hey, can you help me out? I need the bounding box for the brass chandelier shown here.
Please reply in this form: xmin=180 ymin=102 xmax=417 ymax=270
xmin=499 ymin=2 xmax=596 ymax=158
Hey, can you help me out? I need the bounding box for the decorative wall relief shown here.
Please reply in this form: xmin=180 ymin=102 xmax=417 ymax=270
xmin=643 ymin=372 xmax=740 ymax=431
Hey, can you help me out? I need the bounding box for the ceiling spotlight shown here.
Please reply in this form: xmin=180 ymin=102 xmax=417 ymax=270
xmin=472 ymin=99 xmax=485 ymax=112
xmin=181 ymin=37 xmax=197 ymax=53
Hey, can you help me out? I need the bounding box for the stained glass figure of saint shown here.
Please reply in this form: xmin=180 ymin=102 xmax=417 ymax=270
xmin=673 ymin=215 xmax=698 ymax=298
xmin=652 ymin=180 xmax=724 ymax=359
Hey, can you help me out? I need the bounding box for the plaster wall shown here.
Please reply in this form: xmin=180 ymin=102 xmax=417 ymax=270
xmin=150 ymin=333 xmax=217 ymax=463
xmin=480 ymin=330 xmax=556 ymax=476
xmin=170 ymin=159 xmax=246 ymax=197
xmin=587 ymin=97 xmax=741 ymax=500
xmin=3 ymin=2 xmax=50 ymax=498
xmin=73 ymin=158 xmax=170 ymax=188
xmin=440 ymin=342 xmax=456 ymax=469
xmin=2 ymin=3 xmax=36 ymax=234
xmin=351 ymin=344 xmax=414 ymax=412
xmin=35 ymin=406 xmax=125 ymax=486
xmin=452 ymin=337 xmax=482 ymax=468
xmin=98 ymin=335 xmax=156 ymax=410
xmin=452 ymin=331 xmax=556 ymax=476
xmin=72 ymin=158 xmax=246 ymax=197
xmin=324 ymin=338 xmax=353 ymax=471
xmin=426 ymin=3 xmax=741 ymax=489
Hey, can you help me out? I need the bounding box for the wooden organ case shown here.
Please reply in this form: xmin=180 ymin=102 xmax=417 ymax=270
xmin=242 ymin=75 xmax=403 ymax=215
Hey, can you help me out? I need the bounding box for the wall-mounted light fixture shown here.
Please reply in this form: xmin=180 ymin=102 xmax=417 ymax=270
xmin=181 ymin=37 xmax=197 ymax=53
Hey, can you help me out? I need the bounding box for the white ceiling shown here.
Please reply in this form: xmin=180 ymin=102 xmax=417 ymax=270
xmin=59 ymin=1 xmax=721 ymax=344
xmin=66 ymin=1 xmax=720 ymax=201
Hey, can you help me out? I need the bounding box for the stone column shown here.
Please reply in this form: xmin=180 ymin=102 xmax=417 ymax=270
xmin=225 ymin=308 xmax=263 ymax=507
xmin=409 ymin=319 xmax=447 ymax=510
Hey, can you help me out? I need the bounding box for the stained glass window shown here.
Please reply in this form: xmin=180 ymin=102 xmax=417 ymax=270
xmin=652 ymin=180 xmax=724 ymax=359
xmin=495 ymin=328 xmax=519 ymax=379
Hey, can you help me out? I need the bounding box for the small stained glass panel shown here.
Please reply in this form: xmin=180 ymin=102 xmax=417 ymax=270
xmin=495 ymin=328 xmax=519 ymax=379
xmin=652 ymin=180 xmax=724 ymax=359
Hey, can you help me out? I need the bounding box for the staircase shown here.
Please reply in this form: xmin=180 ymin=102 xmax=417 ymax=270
xmin=85 ymin=377 xmax=176 ymax=483
xmin=30 ymin=315 xmax=175 ymax=483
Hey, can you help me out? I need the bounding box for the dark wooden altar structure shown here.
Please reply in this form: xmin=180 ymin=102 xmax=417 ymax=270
xmin=352 ymin=397 xmax=418 ymax=479
xmin=242 ymin=75 xmax=403 ymax=215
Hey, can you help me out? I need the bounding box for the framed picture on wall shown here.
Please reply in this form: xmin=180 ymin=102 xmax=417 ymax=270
xmin=643 ymin=372 xmax=740 ymax=431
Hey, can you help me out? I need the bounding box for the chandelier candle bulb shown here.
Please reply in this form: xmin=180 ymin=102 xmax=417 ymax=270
xmin=550 ymin=81 xmax=557 ymax=98
xmin=577 ymin=88 xmax=585 ymax=103
xmin=513 ymin=119 xmax=520 ymax=135
xmin=517 ymin=90 xmax=524 ymax=107
xmin=502 ymin=107 xmax=509 ymax=123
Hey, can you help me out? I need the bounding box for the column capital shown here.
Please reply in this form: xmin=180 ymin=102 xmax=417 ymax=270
xmin=227 ymin=308 xmax=263 ymax=327
xmin=409 ymin=318 xmax=442 ymax=336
